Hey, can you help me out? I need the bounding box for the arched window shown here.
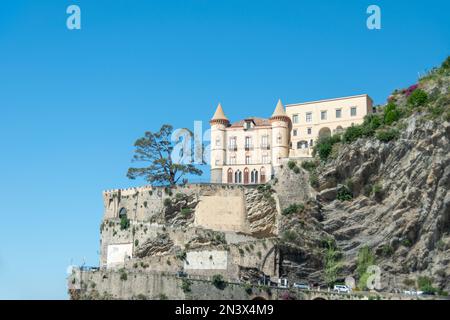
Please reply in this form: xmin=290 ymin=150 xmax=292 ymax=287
xmin=244 ymin=168 xmax=249 ymax=184
xmin=260 ymin=167 xmax=266 ymax=183
xmin=227 ymin=168 xmax=233 ymax=184
xmin=251 ymin=169 xmax=258 ymax=184
xmin=235 ymin=170 xmax=242 ymax=184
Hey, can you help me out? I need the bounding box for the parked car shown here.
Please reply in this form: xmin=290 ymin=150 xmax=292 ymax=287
xmin=404 ymin=290 xmax=424 ymax=296
xmin=293 ymin=283 xmax=311 ymax=290
xmin=334 ymin=285 xmax=352 ymax=293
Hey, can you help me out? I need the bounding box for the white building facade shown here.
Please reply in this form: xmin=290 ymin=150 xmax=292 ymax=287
xmin=210 ymin=94 xmax=373 ymax=184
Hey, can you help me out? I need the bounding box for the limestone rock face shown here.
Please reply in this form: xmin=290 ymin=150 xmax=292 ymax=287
xmin=317 ymin=116 xmax=450 ymax=290
xmin=244 ymin=187 xmax=278 ymax=237
xmin=135 ymin=234 xmax=174 ymax=258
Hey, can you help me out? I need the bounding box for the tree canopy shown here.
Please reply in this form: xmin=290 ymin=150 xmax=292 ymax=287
xmin=127 ymin=124 xmax=203 ymax=186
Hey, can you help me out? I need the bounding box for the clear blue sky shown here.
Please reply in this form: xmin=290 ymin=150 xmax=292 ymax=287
xmin=0 ymin=0 xmax=448 ymax=299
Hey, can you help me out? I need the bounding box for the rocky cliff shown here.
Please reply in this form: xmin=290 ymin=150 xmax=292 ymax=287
xmin=278 ymin=57 xmax=450 ymax=293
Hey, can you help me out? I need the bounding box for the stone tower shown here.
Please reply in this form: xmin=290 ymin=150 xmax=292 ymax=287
xmin=210 ymin=103 xmax=230 ymax=183
xmin=270 ymin=99 xmax=291 ymax=169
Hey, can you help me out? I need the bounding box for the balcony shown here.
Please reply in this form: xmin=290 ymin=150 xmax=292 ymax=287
xmin=228 ymin=145 xmax=237 ymax=151
xmin=245 ymin=144 xmax=254 ymax=151
xmin=260 ymin=144 xmax=271 ymax=150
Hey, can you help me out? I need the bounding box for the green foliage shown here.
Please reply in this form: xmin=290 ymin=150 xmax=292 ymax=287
xmin=120 ymin=215 xmax=130 ymax=230
xmin=408 ymin=89 xmax=428 ymax=108
xmin=363 ymin=113 xmax=383 ymax=134
xmin=336 ymin=185 xmax=353 ymax=202
xmin=176 ymin=250 xmax=187 ymax=261
xmin=163 ymin=198 xmax=172 ymax=207
xmin=119 ymin=269 xmax=128 ymax=281
xmin=244 ymin=283 xmax=253 ymax=294
xmin=282 ymin=230 xmax=297 ymax=243
xmin=293 ymin=166 xmax=301 ymax=174
xmin=180 ymin=208 xmax=193 ymax=218
xmin=417 ymin=276 xmax=437 ymax=295
xmin=342 ymin=125 xmax=364 ymax=143
xmin=301 ymin=160 xmax=317 ymax=172
xmin=282 ymin=203 xmax=305 ymax=216
xmin=384 ymin=103 xmax=402 ymax=125
xmin=442 ymin=56 xmax=450 ymax=70
xmin=238 ymin=248 xmax=245 ymax=256
xmin=287 ymin=160 xmax=297 ymax=170
xmin=376 ymin=129 xmax=399 ymax=142
xmin=181 ymin=279 xmax=192 ymax=293
xmin=212 ymin=274 xmax=227 ymax=290
xmin=401 ymin=238 xmax=412 ymax=247
xmin=313 ymin=134 xmax=342 ymax=161
xmin=323 ymin=239 xmax=342 ymax=286
xmin=381 ymin=244 xmax=394 ymax=257
xmin=309 ymin=173 xmax=319 ymax=188
xmin=357 ymin=246 xmax=375 ymax=290
xmin=134 ymin=239 xmax=139 ymax=247
xmin=158 ymin=293 xmax=168 ymax=300
xmin=127 ymin=124 xmax=203 ymax=186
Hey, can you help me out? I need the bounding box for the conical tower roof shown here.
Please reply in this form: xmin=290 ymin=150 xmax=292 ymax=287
xmin=270 ymin=99 xmax=290 ymax=123
xmin=211 ymin=103 xmax=228 ymax=121
xmin=271 ymin=99 xmax=286 ymax=117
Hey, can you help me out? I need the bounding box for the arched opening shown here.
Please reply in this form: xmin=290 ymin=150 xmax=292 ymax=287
xmin=335 ymin=125 xmax=344 ymax=134
xmin=119 ymin=207 xmax=127 ymax=219
xmin=260 ymin=167 xmax=266 ymax=183
xmin=227 ymin=168 xmax=233 ymax=184
xmin=244 ymin=168 xmax=249 ymax=184
xmin=251 ymin=169 xmax=258 ymax=184
xmin=297 ymin=140 xmax=308 ymax=149
xmin=318 ymin=127 xmax=332 ymax=138
xmin=252 ymin=296 xmax=267 ymax=301
xmin=234 ymin=170 xmax=242 ymax=184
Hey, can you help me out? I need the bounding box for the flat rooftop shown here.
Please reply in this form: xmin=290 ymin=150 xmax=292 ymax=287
xmin=286 ymin=94 xmax=372 ymax=107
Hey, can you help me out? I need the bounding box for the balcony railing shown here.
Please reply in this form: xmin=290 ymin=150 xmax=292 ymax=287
xmin=228 ymin=145 xmax=237 ymax=151
xmin=244 ymin=144 xmax=254 ymax=151
xmin=260 ymin=144 xmax=270 ymax=150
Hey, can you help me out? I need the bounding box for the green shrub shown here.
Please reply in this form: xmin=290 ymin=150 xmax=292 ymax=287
xmin=163 ymin=198 xmax=172 ymax=207
xmin=323 ymin=239 xmax=342 ymax=286
xmin=343 ymin=125 xmax=364 ymax=143
xmin=134 ymin=239 xmax=139 ymax=247
xmin=244 ymin=283 xmax=253 ymax=294
xmin=180 ymin=208 xmax=193 ymax=217
xmin=282 ymin=230 xmax=297 ymax=243
xmin=309 ymin=173 xmax=319 ymax=188
xmin=287 ymin=160 xmax=297 ymax=170
xmin=408 ymin=89 xmax=428 ymax=108
xmin=176 ymin=250 xmax=187 ymax=261
xmin=442 ymin=56 xmax=450 ymax=69
xmin=313 ymin=134 xmax=341 ymax=161
xmin=376 ymin=129 xmax=399 ymax=142
xmin=381 ymin=244 xmax=394 ymax=257
xmin=282 ymin=203 xmax=305 ymax=215
xmin=301 ymin=160 xmax=317 ymax=172
xmin=293 ymin=166 xmax=301 ymax=174
xmin=401 ymin=238 xmax=412 ymax=247
xmin=336 ymin=186 xmax=353 ymax=201
xmin=181 ymin=279 xmax=192 ymax=293
xmin=119 ymin=269 xmax=128 ymax=281
xmin=417 ymin=276 xmax=437 ymax=295
xmin=238 ymin=248 xmax=245 ymax=256
xmin=363 ymin=113 xmax=383 ymax=131
xmin=212 ymin=274 xmax=227 ymax=290
xmin=120 ymin=215 xmax=130 ymax=230
xmin=384 ymin=103 xmax=402 ymax=125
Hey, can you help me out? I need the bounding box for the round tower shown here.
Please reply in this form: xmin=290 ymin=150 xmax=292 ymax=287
xmin=209 ymin=103 xmax=229 ymax=183
xmin=270 ymin=99 xmax=291 ymax=170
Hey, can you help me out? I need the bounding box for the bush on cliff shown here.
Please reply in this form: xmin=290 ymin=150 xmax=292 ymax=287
xmin=313 ymin=134 xmax=341 ymax=161
xmin=212 ymin=274 xmax=227 ymax=290
xmin=407 ymin=89 xmax=428 ymax=108
xmin=376 ymin=129 xmax=399 ymax=142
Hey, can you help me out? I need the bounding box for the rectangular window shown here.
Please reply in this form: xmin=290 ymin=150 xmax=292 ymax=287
xmin=336 ymin=109 xmax=342 ymax=118
xmin=245 ymin=136 xmax=252 ymax=149
xmin=307 ymin=128 xmax=312 ymax=135
xmin=262 ymin=155 xmax=269 ymax=164
xmin=293 ymin=129 xmax=298 ymax=136
xmin=292 ymin=114 xmax=299 ymax=124
xmin=261 ymin=135 xmax=268 ymax=148
xmin=351 ymin=107 xmax=357 ymax=117
xmin=306 ymin=112 xmax=312 ymax=123
xmin=321 ymin=111 xmax=327 ymax=120
xmin=245 ymin=156 xmax=251 ymax=165
xmin=229 ymin=156 xmax=236 ymax=165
